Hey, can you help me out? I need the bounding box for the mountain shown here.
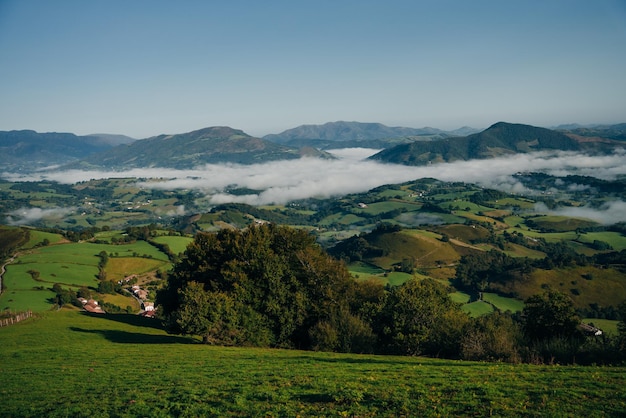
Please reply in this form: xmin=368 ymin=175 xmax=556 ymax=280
xmin=369 ymin=122 xmax=586 ymax=165
xmin=68 ymin=126 xmax=327 ymax=169
xmin=263 ymin=121 xmax=455 ymax=149
xmin=0 ymin=130 xmax=133 ymax=172
xmin=87 ymin=133 xmax=136 ymax=146
xmin=557 ymin=123 xmax=626 ymax=142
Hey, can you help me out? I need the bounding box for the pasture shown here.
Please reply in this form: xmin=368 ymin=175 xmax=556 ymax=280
xmin=482 ymin=292 xmax=525 ymax=313
xmin=577 ymin=231 xmax=626 ymax=251
xmin=151 ymin=235 xmax=194 ymax=255
xmin=0 ymin=240 xmax=171 ymax=312
xmin=1 ymin=309 xmax=625 ymax=417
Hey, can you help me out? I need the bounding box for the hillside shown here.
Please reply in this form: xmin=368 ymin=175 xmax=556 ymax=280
xmin=369 ymin=122 xmax=609 ymax=165
xmin=0 ymin=130 xmax=134 ymax=172
xmin=69 ymin=126 xmax=326 ymax=169
xmin=2 ymin=310 xmax=624 ymax=417
xmin=263 ymin=121 xmax=461 ymax=149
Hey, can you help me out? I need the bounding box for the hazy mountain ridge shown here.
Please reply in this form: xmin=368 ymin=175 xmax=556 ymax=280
xmin=0 ymin=130 xmax=134 ymax=171
xmin=67 ymin=126 xmax=320 ymax=169
xmin=4 ymin=121 xmax=625 ymax=173
xmin=369 ymin=122 xmax=622 ymax=165
xmin=263 ymin=121 xmax=476 ymax=149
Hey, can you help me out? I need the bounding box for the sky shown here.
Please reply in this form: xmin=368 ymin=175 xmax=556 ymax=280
xmin=0 ymin=0 xmax=625 ymax=138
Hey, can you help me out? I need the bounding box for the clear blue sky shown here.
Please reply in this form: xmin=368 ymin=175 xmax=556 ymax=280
xmin=1 ymin=0 xmax=625 ymax=138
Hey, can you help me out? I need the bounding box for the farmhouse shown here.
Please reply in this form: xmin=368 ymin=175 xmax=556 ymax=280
xmin=83 ymin=299 xmax=105 ymax=314
xmin=579 ymin=323 xmax=603 ymax=336
xmin=142 ymin=301 xmax=155 ymax=311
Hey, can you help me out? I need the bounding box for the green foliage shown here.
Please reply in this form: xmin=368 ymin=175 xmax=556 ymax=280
xmin=522 ymin=291 xmax=581 ymax=342
xmin=455 ymin=250 xmax=532 ymax=292
xmin=376 ymin=278 xmax=469 ymax=357
xmin=97 ymin=280 xmax=116 ymax=294
xmin=158 ymin=224 xmax=359 ymax=350
xmin=461 ymin=312 xmax=522 ymax=362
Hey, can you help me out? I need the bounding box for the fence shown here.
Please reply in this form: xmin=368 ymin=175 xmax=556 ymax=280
xmin=0 ymin=310 xmax=33 ymax=327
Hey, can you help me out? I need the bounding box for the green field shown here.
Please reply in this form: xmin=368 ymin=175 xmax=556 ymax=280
xmin=461 ymin=300 xmax=495 ymax=317
xmin=482 ymin=292 xmax=525 ymax=313
xmin=577 ymin=231 xmax=626 ymax=251
xmin=152 ymin=235 xmax=194 ymax=255
xmin=0 ymin=240 xmax=171 ymax=312
xmin=1 ymin=310 xmax=625 ymax=417
xmin=583 ymin=318 xmax=620 ymax=336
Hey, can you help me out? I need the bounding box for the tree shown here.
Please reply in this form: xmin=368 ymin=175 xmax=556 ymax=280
xmin=618 ymin=300 xmax=626 ymax=353
xmin=461 ymin=311 xmax=522 ymax=362
xmin=375 ymin=278 xmax=469 ymax=357
xmin=522 ymin=290 xmax=580 ymax=341
xmin=157 ymin=224 xmax=360 ymax=351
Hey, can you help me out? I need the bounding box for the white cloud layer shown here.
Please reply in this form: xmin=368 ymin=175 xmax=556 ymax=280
xmin=534 ymin=201 xmax=626 ymax=225
xmin=2 ymin=149 xmax=625 ymax=213
xmin=6 ymin=207 xmax=75 ymax=226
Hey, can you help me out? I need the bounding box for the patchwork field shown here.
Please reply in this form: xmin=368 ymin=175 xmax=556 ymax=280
xmin=0 ymin=240 xmax=170 ymax=313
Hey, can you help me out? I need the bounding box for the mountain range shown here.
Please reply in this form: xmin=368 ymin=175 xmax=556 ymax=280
xmin=263 ymin=121 xmax=479 ymax=149
xmin=1 ymin=121 xmax=624 ymax=172
xmin=0 ymin=130 xmax=135 ymax=172
xmin=63 ymin=126 xmax=331 ymax=170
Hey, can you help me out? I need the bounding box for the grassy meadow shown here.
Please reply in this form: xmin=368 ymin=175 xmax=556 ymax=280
xmin=1 ymin=309 xmax=625 ymax=417
xmin=0 ymin=239 xmax=171 ymax=312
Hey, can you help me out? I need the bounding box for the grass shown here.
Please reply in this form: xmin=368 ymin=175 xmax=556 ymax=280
xmin=583 ymin=318 xmax=619 ymax=336
xmin=577 ymin=231 xmax=626 ymax=251
xmin=1 ymin=309 xmax=625 ymax=417
xmin=105 ymin=257 xmax=170 ymax=281
xmin=482 ymin=292 xmax=525 ymax=313
xmin=0 ymin=240 xmax=171 ymax=312
xmin=449 ymin=290 xmax=471 ymax=304
xmin=151 ymin=235 xmax=194 ymax=255
xmin=504 ymin=266 xmax=626 ymax=310
xmin=461 ymin=301 xmax=494 ymax=317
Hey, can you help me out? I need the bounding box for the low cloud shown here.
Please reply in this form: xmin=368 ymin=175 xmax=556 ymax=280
xmin=397 ymin=212 xmax=444 ymax=227
xmin=6 ymin=207 xmax=74 ymax=225
xmin=2 ymin=149 xmax=625 ymax=214
xmin=534 ymin=201 xmax=626 ymax=225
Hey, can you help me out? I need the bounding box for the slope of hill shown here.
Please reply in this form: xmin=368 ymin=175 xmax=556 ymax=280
xmin=369 ymin=122 xmax=586 ymax=165
xmin=69 ymin=126 xmax=323 ymax=169
xmin=557 ymin=123 xmax=626 ymax=141
xmin=263 ymin=121 xmax=457 ymax=149
xmin=0 ymin=130 xmax=133 ymax=172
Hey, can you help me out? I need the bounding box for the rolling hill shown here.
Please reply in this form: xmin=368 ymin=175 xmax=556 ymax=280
xmin=369 ymin=122 xmax=617 ymax=165
xmin=65 ymin=126 xmax=331 ymax=169
xmin=0 ymin=130 xmax=135 ymax=171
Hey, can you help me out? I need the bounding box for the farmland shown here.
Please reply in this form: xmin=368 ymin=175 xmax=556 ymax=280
xmin=1 ymin=309 xmax=625 ymax=417
xmin=0 ymin=238 xmax=171 ymax=313
xmin=4 ymin=173 xmax=625 ymax=324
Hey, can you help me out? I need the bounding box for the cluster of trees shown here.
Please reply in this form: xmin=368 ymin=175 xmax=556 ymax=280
xmin=157 ymin=224 xmax=626 ymax=364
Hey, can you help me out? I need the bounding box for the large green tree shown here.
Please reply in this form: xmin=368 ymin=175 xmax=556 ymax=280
xmin=521 ymin=290 xmax=580 ymax=341
xmin=156 ymin=224 xmax=364 ymax=350
xmin=375 ymin=278 xmax=469 ymax=357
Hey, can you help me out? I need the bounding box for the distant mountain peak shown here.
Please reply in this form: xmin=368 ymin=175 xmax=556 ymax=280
xmin=264 ymin=121 xmax=450 ymax=147
xmin=369 ymin=122 xmax=587 ymax=166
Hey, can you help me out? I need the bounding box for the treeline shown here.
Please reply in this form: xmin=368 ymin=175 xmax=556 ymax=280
xmin=157 ymin=224 xmax=626 ymax=364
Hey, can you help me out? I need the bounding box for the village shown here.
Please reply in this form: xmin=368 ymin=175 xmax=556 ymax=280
xmin=78 ymin=275 xmax=156 ymax=318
